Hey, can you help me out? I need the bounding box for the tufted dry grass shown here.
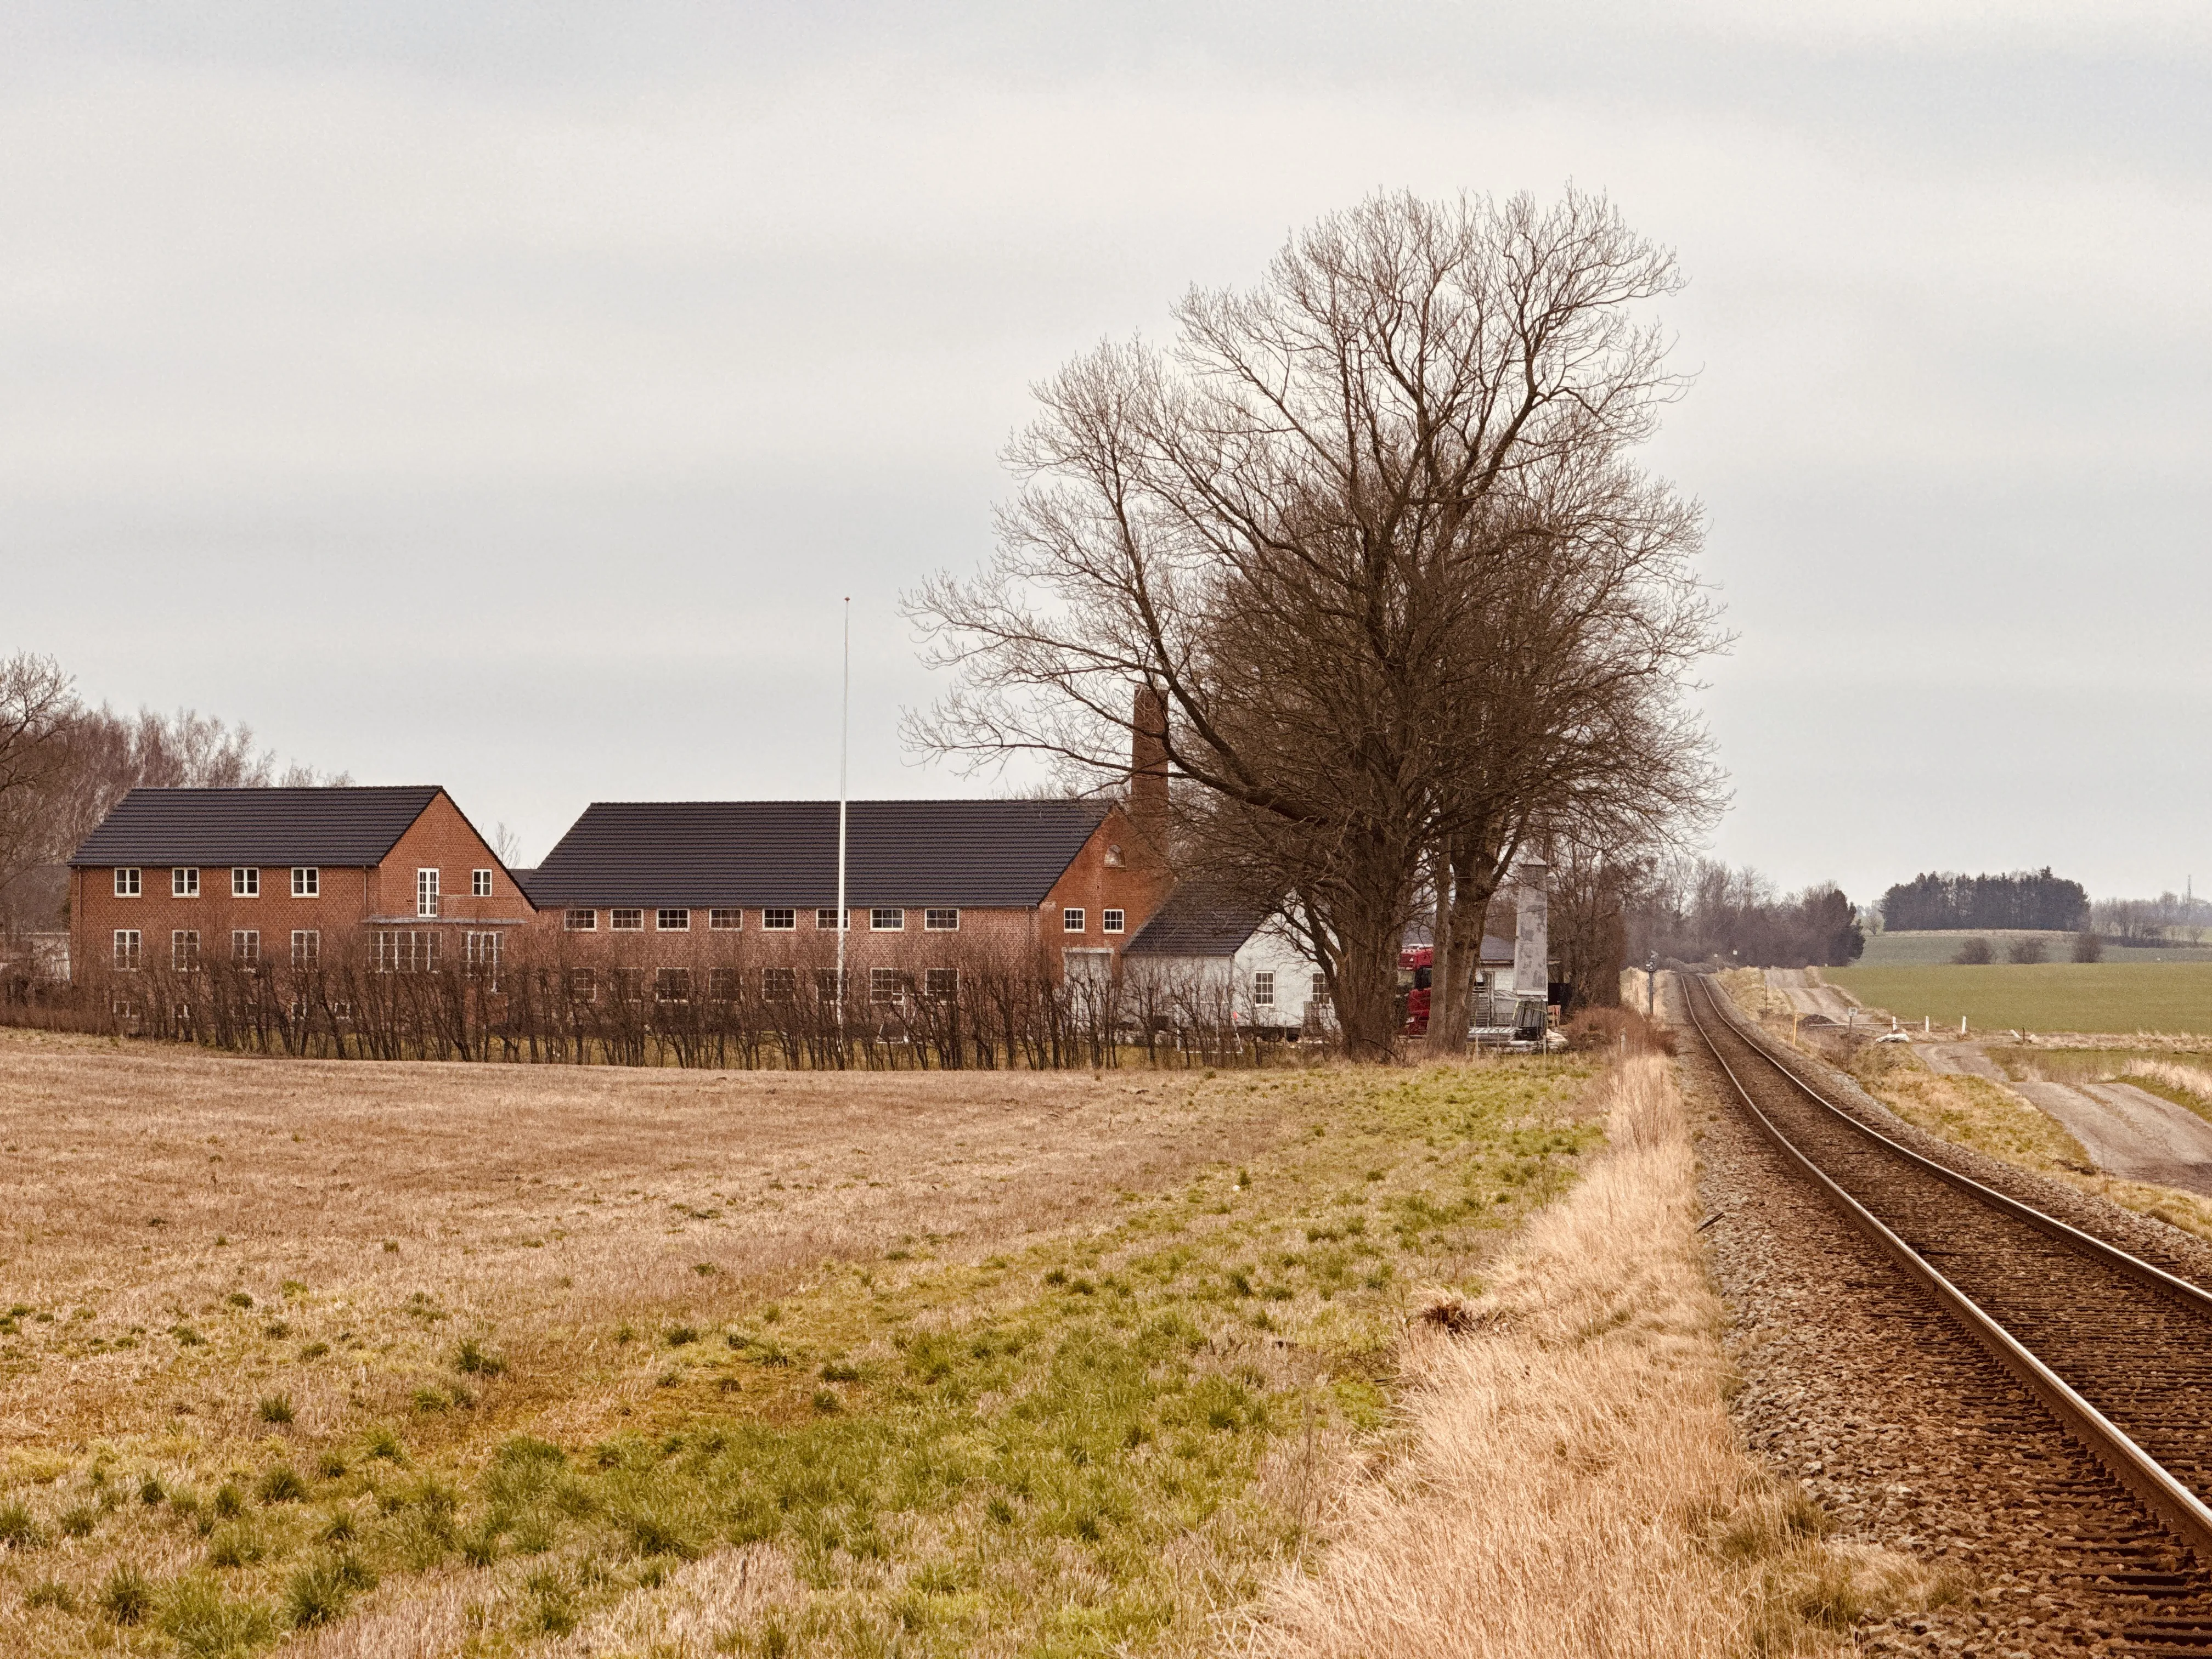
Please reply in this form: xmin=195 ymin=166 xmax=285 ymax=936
xmin=0 ymin=1026 xmax=1282 ymax=1460
xmin=1242 ymin=1057 xmax=1946 ymax=1659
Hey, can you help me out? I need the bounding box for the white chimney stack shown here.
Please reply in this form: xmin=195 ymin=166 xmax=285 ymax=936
xmin=1512 ymin=861 xmax=1549 ymax=1002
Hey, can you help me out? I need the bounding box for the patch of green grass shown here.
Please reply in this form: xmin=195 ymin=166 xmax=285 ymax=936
xmin=1828 ymin=962 xmax=2212 ymax=1034
xmin=16 ymin=1059 xmax=1599 ymax=1659
xmin=284 ymin=1551 xmax=376 ymax=1627
xmin=160 ymin=1574 xmax=275 ymax=1656
xmin=256 ymin=1464 xmax=308 ymax=1504
xmin=1859 ymin=930 xmax=2212 ymax=967
xmin=205 ymin=1521 xmax=268 ymax=1568
xmin=455 ymin=1338 xmax=506 ymax=1375
xmin=98 ymin=1562 xmax=154 ymax=1624
xmin=302 ymin=1059 xmax=1593 ymax=1654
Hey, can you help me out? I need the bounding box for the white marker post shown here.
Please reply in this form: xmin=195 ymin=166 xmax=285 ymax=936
xmin=836 ymin=597 xmax=850 ymax=1051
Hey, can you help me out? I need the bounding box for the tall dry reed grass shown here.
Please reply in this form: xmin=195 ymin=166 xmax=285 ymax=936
xmin=2125 ymin=1057 xmax=2212 ymax=1115
xmin=1243 ymin=1056 xmax=1938 ymax=1659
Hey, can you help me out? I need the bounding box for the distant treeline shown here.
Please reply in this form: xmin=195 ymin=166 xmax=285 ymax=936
xmin=1628 ymin=860 xmax=1865 ymax=969
xmin=1880 ymin=868 xmax=2087 ymax=933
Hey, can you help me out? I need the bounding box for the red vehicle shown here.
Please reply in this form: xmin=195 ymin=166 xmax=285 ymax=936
xmin=1398 ymin=946 xmax=1434 ymax=1036
xmin=1401 ymin=943 xmax=1551 ymax=1045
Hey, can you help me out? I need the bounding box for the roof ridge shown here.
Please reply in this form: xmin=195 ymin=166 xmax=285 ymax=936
xmin=572 ymin=797 xmax=1109 ymax=808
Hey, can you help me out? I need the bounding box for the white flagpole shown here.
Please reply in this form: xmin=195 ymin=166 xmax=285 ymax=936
xmin=836 ymin=597 xmax=849 ymax=1045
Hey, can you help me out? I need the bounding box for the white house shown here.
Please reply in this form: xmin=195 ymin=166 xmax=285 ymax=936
xmin=1119 ymin=889 xmax=1329 ymax=1037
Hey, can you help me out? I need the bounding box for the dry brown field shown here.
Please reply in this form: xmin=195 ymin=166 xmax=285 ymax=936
xmin=0 ymin=1029 xmax=1279 ymax=1463
xmin=0 ymin=1027 xmax=1893 ymax=1658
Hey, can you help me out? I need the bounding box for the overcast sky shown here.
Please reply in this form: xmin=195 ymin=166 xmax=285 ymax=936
xmin=4 ymin=2 xmax=2208 ymax=899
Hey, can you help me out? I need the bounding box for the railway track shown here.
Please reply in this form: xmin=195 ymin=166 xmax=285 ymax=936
xmin=1683 ymin=973 xmax=2212 ymax=1655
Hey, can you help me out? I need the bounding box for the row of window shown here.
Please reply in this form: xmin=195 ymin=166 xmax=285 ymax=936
xmin=561 ymin=905 xmax=973 ymax=934
xmin=110 ymin=866 xmax=496 ymax=916
xmin=116 ymin=866 xmax=322 ymax=899
xmin=561 ymin=965 xmax=957 ymax=1005
xmin=115 ymin=929 xmax=320 ymax=970
xmin=111 ymin=928 xmax=505 ymax=974
xmin=557 ymin=905 xmax=1127 ymax=935
xmin=109 ymin=932 xmax=1318 ymax=1007
xmin=370 ymin=929 xmax=501 ymax=973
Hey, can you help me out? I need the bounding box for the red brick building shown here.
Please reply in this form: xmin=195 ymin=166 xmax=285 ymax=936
xmin=515 ymin=793 xmax=1171 ymax=1007
xmin=66 ymin=787 xmax=533 ymax=981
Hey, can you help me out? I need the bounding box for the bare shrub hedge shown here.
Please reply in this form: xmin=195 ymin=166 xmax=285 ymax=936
xmin=0 ymin=935 xmax=1306 ymax=1071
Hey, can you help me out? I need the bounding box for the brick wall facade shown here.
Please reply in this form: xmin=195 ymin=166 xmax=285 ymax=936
xmin=520 ymin=805 xmax=1172 ymax=986
xmin=69 ymin=789 xmax=528 ymax=981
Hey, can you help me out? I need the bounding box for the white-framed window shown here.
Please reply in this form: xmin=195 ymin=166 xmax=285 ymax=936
xmin=232 ymin=867 xmax=259 ymax=899
xmin=656 ymin=967 xmax=692 ymax=1002
xmin=112 ymin=929 xmax=141 ymax=970
xmin=870 ymin=967 xmax=906 ymax=1004
xmin=172 ymin=930 xmax=201 ymax=971
xmin=761 ymin=967 xmax=795 ymax=1002
xmin=708 ymin=967 xmax=739 ymax=1001
xmin=924 ymin=908 xmax=958 ymax=932
xmin=415 ymin=868 xmax=440 ymax=917
xmin=232 ymin=929 xmax=260 ymax=964
xmin=610 ymin=908 xmax=644 ymax=931
xmin=568 ymin=967 xmax=596 ymax=1001
xmin=611 ymin=968 xmax=645 ymax=1003
xmin=870 ymin=907 xmax=904 ymax=931
xmin=1254 ymin=970 xmax=1276 ymax=1007
xmin=1063 ymin=907 xmax=1085 ymax=933
xmin=815 ymin=968 xmax=848 ymax=1002
xmin=761 ymin=908 xmax=795 ymax=931
xmin=564 ymin=908 xmax=596 ymax=930
xmin=173 ymin=867 xmax=200 ymax=898
xmin=472 ymin=869 xmax=493 ymax=897
xmin=1103 ymin=909 xmax=1125 ymax=934
xmin=114 ymin=867 xmax=141 ymax=898
xmin=375 ymin=930 xmax=437 ymax=973
xmin=291 ymin=867 xmax=319 ymax=898
xmin=291 ymin=930 xmax=320 ymax=966
xmin=925 ymin=967 xmax=958 ymax=1001
xmin=657 ymin=908 xmax=690 ymax=931
xmin=465 ymin=932 xmax=501 ymax=977
xmin=709 ymin=908 xmax=742 ymax=930
xmin=816 ymin=908 xmax=847 ymax=931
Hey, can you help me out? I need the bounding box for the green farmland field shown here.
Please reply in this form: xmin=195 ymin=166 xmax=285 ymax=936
xmin=1824 ymin=962 xmax=2212 ymax=1035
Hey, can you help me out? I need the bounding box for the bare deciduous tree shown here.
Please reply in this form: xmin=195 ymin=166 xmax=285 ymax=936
xmin=907 ymin=189 xmax=1723 ymax=1058
xmin=0 ymin=655 xmax=351 ymax=930
xmin=0 ymin=653 xmax=80 ymax=905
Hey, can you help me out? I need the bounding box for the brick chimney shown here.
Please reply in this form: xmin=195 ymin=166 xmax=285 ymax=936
xmin=1130 ymin=686 xmax=1169 ymax=833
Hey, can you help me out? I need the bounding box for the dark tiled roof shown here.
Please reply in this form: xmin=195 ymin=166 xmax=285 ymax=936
xmin=1402 ymin=923 xmax=1519 ymax=963
xmin=69 ymin=787 xmax=442 ymax=867
xmin=1124 ymin=889 xmax=1267 ymax=957
xmin=520 ymin=799 xmax=1109 ymax=909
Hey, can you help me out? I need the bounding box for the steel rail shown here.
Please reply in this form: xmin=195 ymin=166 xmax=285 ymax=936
xmin=1697 ymin=977 xmax=2212 ymax=1319
xmin=1683 ymin=973 xmax=2212 ymax=1560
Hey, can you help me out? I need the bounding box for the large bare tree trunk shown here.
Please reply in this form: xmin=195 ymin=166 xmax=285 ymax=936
xmin=1331 ymin=904 xmax=1406 ymax=1063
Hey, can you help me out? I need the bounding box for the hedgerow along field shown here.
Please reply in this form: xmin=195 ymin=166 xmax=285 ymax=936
xmin=0 ymin=1027 xmax=1601 ymax=1657
xmin=1823 ymin=962 xmax=2212 ymax=1035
